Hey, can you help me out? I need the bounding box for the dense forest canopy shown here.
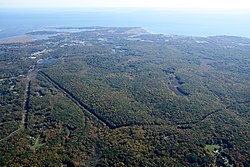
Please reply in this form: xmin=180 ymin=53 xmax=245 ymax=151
xmin=0 ymin=27 xmax=250 ymax=166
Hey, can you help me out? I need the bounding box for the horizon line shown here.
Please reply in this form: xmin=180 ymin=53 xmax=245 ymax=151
xmin=1 ymin=7 xmax=250 ymax=12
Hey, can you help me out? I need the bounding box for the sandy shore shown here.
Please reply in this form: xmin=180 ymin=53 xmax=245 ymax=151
xmin=0 ymin=36 xmax=33 ymax=44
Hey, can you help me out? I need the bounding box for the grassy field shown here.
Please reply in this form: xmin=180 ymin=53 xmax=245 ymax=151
xmin=205 ymin=145 xmax=221 ymax=153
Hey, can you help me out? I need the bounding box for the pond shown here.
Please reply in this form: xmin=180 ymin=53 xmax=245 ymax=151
xmin=169 ymin=77 xmax=189 ymax=96
xmin=37 ymin=58 xmax=57 ymax=63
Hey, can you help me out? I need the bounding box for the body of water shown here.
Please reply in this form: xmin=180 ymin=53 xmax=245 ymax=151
xmin=0 ymin=8 xmax=250 ymax=39
xmin=37 ymin=58 xmax=57 ymax=63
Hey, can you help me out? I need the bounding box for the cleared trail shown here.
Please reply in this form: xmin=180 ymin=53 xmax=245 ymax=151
xmin=39 ymin=71 xmax=149 ymax=130
xmin=39 ymin=71 xmax=118 ymax=129
xmin=0 ymin=71 xmax=31 ymax=142
xmin=0 ymin=129 xmax=21 ymax=142
xmin=23 ymin=81 xmax=31 ymax=129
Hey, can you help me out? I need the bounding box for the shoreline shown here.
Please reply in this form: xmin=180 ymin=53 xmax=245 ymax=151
xmin=0 ymin=36 xmax=34 ymax=44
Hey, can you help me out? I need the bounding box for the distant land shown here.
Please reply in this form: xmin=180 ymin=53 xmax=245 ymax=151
xmin=1 ymin=9 xmax=250 ymax=39
xmin=0 ymin=36 xmax=33 ymax=44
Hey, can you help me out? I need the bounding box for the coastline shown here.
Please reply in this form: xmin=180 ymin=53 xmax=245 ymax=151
xmin=0 ymin=36 xmax=34 ymax=44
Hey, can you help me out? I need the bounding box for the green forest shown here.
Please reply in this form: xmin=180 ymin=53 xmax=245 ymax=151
xmin=0 ymin=27 xmax=249 ymax=166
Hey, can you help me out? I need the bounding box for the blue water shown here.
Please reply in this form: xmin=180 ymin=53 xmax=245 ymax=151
xmin=0 ymin=8 xmax=250 ymax=39
xmin=37 ymin=58 xmax=57 ymax=63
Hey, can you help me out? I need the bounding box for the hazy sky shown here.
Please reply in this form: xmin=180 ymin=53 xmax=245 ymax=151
xmin=1 ymin=0 xmax=250 ymax=9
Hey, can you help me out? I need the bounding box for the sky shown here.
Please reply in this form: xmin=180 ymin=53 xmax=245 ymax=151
xmin=1 ymin=0 xmax=250 ymax=9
